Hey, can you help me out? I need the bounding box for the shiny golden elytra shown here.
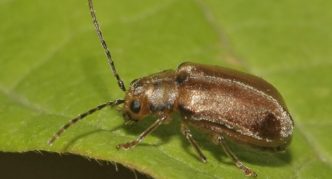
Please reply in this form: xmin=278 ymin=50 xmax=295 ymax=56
xmin=48 ymin=0 xmax=294 ymax=177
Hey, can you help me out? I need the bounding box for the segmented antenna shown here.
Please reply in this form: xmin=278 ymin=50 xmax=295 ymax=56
xmin=48 ymin=99 xmax=124 ymax=145
xmin=88 ymin=0 xmax=126 ymax=91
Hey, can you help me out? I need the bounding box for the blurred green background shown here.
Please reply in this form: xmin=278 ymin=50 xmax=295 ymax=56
xmin=0 ymin=0 xmax=331 ymax=178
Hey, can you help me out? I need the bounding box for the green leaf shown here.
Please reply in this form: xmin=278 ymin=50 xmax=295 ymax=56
xmin=1 ymin=0 xmax=331 ymax=178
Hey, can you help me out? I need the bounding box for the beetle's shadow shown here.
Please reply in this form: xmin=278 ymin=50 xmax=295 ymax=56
xmin=116 ymin=116 xmax=293 ymax=167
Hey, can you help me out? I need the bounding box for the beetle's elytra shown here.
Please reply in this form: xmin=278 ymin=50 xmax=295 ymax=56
xmin=48 ymin=0 xmax=294 ymax=177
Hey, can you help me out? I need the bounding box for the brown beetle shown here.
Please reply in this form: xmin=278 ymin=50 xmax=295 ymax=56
xmin=48 ymin=0 xmax=294 ymax=177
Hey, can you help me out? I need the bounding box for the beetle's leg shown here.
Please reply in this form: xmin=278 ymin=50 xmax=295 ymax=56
xmin=181 ymin=122 xmax=207 ymax=163
xmin=217 ymin=136 xmax=257 ymax=177
xmin=116 ymin=116 xmax=167 ymax=150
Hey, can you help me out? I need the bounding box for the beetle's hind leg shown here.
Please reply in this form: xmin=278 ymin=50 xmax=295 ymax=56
xmin=217 ymin=135 xmax=257 ymax=177
xmin=181 ymin=122 xmax=207 ymax=163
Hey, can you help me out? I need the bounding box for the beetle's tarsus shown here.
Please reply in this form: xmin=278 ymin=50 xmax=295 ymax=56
xmin=218 ymin=136 xmax=257 ymax=177
xmin=243 ymin=167 xmax=257 ymax=177
xmin=235 ymin=161 xmax=257 ymax=177
xmin=201 ymin=157 xmax=207 ymax=163
xmin=116 ymin=142 xmax=137 ymax=150
xmin=47 ymin=140 xmax=54 ymax=146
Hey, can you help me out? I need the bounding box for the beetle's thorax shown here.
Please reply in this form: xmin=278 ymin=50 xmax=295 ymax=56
xmin=123 ymin=70 xmax=179 ymax=121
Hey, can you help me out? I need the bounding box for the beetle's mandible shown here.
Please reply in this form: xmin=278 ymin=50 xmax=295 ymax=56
xmin=48 ymin=0 xmax=294 ymax=177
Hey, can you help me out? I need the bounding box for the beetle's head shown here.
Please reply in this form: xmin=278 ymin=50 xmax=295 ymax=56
xmin=123 ymin=78 xmax=150 ymax=122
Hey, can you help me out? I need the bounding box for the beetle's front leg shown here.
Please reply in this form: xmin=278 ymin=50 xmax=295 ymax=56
xmin=116 ymin=115 xmax=167 ymax=150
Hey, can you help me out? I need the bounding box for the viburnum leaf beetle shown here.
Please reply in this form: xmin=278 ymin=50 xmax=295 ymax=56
xmin=48 ymin=0 xmax=294 ymax=177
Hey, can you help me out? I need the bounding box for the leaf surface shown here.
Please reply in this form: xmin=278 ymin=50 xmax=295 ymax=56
xmin=0 ymin=0 xmax=331 ymax=178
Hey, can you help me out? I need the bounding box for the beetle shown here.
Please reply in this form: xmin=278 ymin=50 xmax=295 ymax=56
xmin=48 ymin=0 xmax=294 ymax=177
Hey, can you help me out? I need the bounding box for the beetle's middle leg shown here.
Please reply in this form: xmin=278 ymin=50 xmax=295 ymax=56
xmin=116 ymin=116 xmax=167 ymax=150
xmin=181 ymin=122 xmax=207 ymax=163
xmin=217 ymin=135 xmax=257 ymax=177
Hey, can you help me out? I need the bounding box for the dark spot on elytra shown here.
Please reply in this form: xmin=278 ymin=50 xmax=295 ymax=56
xmin=257 ymin=113 xmax=281 ymax=139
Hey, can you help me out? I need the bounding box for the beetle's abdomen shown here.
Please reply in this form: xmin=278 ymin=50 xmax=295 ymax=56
xmin=176 ymin=63 xmax=293 ymax=150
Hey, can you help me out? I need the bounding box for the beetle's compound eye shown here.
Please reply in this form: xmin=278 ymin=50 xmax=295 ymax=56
xmin=130 ymin=100 xmax=141 ymax=113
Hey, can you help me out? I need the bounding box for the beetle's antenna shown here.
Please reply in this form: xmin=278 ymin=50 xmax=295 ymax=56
xmin=88 ymin=0 xmax=126 ymax=91
xmin=48 ymin=99 xmax=124 ymax=145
